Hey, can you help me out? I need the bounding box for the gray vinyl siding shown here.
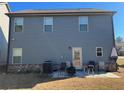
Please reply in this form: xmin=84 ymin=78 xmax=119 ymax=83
xmin=9 ymin=15 xmax=114 ymax=64
xmin=0 ymin=3 xmax=9 ymax=64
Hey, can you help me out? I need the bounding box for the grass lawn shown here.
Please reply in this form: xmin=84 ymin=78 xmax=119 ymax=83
xmin=0 ymin=58 xmax=124 ymax=90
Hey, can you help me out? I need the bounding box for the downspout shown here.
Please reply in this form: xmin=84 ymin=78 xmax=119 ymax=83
xmin=111 ymin=14 xmax=118 ymax=71
xmin=6 ymin=16 xmax=11 ymax=73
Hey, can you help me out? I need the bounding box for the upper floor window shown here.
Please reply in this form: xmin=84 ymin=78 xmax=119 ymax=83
xmin=43 ymin=17 xmax=53 ymax=32
xmin=14 ymin=17 xmax=23 ymax=32
xmin=96 ymin=47 xmax=103 ymax=57
xmin=79 ymin=16 xmax=88 ymax=32
xmin=13 ymin=48 xmax=22 ymax=64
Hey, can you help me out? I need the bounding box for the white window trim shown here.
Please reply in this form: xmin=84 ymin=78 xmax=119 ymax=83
xmin=12 ymin=48 xmax=22 ymax=64
xmin=79 ymin=16 xmax=89 ymax=32
xmin=14 ymin=17 xmax=24 ymax=32
xmin=96 ymin=47 xmax=103 ymax=57
xmin=43 ymin=17 xmax=53 ymax=32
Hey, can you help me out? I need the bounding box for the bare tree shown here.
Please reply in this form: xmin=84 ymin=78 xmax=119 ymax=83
xmin=116 ymin=36 xmax=123 ymax=43
xmin=115 ymin=36 xmax=124 ymax=56
xmin=116 ymin=46 xmax=122 ymax=54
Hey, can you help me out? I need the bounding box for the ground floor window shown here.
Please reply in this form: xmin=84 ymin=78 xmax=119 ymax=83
xmin=13 ymin=48 xmax=22 ymax=64
xmin=96 ymin=47 xmax=103 ymax=57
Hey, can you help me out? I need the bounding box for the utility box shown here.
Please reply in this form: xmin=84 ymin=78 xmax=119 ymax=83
xmin=42 ymin=60 xmax=52 ymax=73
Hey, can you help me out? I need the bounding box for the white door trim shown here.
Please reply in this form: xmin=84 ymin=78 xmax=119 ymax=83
xmin=72 ymin=47 xmax=82 ymax=69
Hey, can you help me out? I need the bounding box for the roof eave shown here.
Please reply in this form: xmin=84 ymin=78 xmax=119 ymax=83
xmin=5 ymin=3 xmax=11 ymax=12
xmin=5 ymin=11 xmax=116 ymax=17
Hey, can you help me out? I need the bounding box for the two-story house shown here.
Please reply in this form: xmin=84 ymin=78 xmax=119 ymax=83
xmin=6 ymin=8 xmax=117 ymax=72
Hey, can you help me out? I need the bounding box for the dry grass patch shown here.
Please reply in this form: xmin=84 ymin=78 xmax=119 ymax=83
xmin=0 ymin=73 xmax=56 ymax=89
xmin=33 ymin=77 xmax=124 ymax=90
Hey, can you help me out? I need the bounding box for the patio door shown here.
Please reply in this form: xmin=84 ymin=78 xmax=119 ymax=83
xmin=72 ymin=47 xmax=82 ymax=69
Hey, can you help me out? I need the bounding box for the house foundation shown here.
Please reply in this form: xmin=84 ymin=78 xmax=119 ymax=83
xmin=7 ymin=64 xmax=43 ymax=73
xmin=6 ymin=63 xmax=118 ymax=73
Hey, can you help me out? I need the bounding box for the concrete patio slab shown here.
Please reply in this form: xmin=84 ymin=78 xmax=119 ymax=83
xmin=52 ymin=71 xmax=120 ymax=78
xmin=85 ymin=72 xmax=120 ymax=78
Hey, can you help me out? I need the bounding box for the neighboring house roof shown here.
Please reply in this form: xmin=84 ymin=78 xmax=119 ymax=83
xmin=0 ymin=2 xmax=11 ymax=12
xmin=6 ymin=8 xmax=116 ymax=17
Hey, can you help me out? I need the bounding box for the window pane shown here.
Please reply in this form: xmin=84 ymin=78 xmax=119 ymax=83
xmin=15 ymin=25 xmax=23 ymax=32
xmin=97 ymin=48 xmax=102 ymax=51
xmin=14 ymin=18 xmax=23 ymax=32
xmin=44 ymin=17 xmax=53 ymax=25
xmin=15 ymin=18 xmax=23 ymax=25
xmin=79 ymin=16 xmax=88 ymax=24
xmin=97 ymin=52 xmax=102 ymax=56
xmin=44 ymin=25 xmax=52 ymax=32
xmin=96 ymin=47 xmax=103 ymax=57
xmin=13 ymin=48 xmax=22 ymax=56
xmin=74 ymin=50 xmax=80 ymax=59
xmin=80 ymin=24 xmax=87 ymax=32
xmin=13 ymin=56 xmax=21 ymax=64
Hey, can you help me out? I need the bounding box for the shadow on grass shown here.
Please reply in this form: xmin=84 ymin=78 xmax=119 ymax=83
xmin=0 ymin=73 xmax=70 ymax=90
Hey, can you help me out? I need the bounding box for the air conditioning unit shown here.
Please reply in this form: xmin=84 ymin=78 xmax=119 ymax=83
xmin=99 ymin=61 xmax=105 ymax=71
